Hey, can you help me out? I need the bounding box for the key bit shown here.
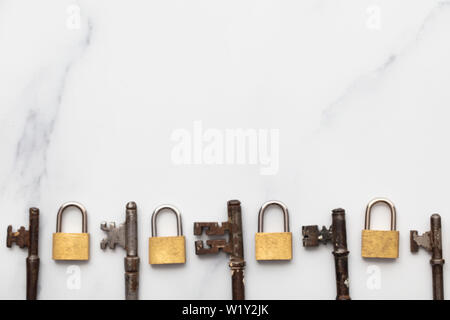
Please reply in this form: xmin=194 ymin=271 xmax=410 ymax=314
xmin=302 ymin=225 xmax=332 ymax=247
xmin=7 ymin=225 xmax=30 ymax=248
xmin=410 ymin=230 xmax=432 ymax=252
xmin=100 ymin=222 xmax=126 ymax=250
xmin=194 ymin=222 xmax=232 ymax=254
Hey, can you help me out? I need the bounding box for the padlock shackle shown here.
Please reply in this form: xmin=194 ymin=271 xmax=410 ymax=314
xmin=258 ymin=200 xmax=290 ymax=233
xmin=56 ymin=202 xmax=88 ymax=233
xmin=151 ymin=205 xmax=182 ymax=237
xmin=364 ymin=198 xmax=396 ymax=231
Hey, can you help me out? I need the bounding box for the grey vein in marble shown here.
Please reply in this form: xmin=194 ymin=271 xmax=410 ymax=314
xmin=10 ymin=17 xmax=93 ymax=203
xmin=320 ymin=3 xmax=450 ymax=127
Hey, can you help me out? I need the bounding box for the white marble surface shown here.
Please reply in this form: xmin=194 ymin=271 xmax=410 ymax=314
xmin=1 ymin=0 xmax=450 ymax=300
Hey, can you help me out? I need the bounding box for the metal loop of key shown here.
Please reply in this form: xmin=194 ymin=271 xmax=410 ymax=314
xmin=151 ymin=205 xmax=182 ymax=237
xmin=56 ymin=202 xmax=88 ymax=233
xmin=364 ymin=198 xmax=396 ymax=231
xmin=258 ymin=200 xmax=290 ymax=233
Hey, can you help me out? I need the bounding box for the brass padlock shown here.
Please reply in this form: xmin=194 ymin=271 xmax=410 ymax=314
xmin=52 ymin=202 xmax=89 ymax=261
xmin=149 ymin=205 xmax=186 ymax=265
xmin=255 ymin=200 xmax=292 ymax=261
xmin=361 ymin=198 xmax=399 ymax=259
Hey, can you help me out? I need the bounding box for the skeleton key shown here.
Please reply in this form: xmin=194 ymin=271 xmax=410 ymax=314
xmin=6 ymin=207 xmax=40 ymax=300
xmin=410 ymin=214 xmax=445 ymax=300
xmin=302 ymin=208 xmax=350 ymax=300
xmin=100 ymin=202 xmax=140 ymax=300
xmin=194 ymin=200 xmax=245 ymax=300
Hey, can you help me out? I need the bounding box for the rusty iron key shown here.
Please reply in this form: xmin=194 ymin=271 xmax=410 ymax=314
xmin=194 ymin=200 xmax=246 ymax=300
xmin=6 ymin=207 xmax=40 ymax=300
xmin=100 ymin=201 xmax=140 ymax=300
xmin=302 ymin=208 xmax=350 ymax=300
xmin=410 ymin=214 xmax=445 ymax=300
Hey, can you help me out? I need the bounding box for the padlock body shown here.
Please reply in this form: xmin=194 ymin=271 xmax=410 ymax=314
xmin=361 ymin=230 xmax=399 ymax=258
xmin=149 ymin=235 xmax=186 ymax=265
xmin=52 ymin=232 xmax=89 ymax=261
xmin=255 ymin=232 xmax=292 ymax=261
